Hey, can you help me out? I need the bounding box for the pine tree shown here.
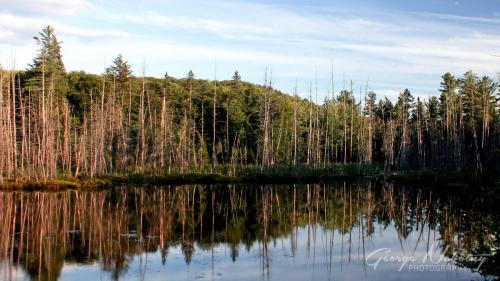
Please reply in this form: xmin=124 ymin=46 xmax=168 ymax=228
xmin=106 ymin=54 xmax=132 ymax=89
xmin=477 ymin=76 xmax=496 ymax=144
xmin=460 ymin=71 xmax=482 ymax=172
xmin=28 ymin=25 xmax=67 ymax=97
xmin=31 ymin=26 xmax=66 ymax=77
xmin=232 ymin=71 xmax=241 ymax=83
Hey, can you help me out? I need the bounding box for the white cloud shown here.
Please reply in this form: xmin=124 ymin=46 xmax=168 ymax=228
xmin=62 ymin=39 xmax=325 ymax=67
xmin=124 ymin=13 xmax=274 ymax=37
xmin=0 ymin=12 xmax=129 ymax=44
xmin=420 ymin=12 xmax=500 ymax=24
xmin=56 ymin=25 xmax=129 ymax=39
xmin=120 ymin=1 xmax=414 ymax=43
xmin=114 ymin=1 xmax=499 ymax=77
xmin=0 ymin=0 xmax=88 ymax=16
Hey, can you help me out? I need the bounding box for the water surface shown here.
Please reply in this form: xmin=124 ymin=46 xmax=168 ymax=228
xmin=0 ymin=182 xmax=498 ymax=280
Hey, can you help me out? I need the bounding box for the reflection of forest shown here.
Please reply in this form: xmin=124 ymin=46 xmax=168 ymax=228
xmin=0 ymin=182 xmax=498 ymax=281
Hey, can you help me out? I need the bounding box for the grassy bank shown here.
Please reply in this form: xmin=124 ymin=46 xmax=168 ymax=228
xmin=0 ymin=178 xmax=111 ymax=190
xmin=0 ymin=164 xmax=497 ymax=190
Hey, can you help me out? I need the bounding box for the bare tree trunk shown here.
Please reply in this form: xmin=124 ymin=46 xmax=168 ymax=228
xmin=212 ymin=65 xmax=217 ymax=172
xmin=292 ymin=83 xmax=299 ymax=167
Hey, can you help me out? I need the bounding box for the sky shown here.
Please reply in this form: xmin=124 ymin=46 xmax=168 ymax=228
xmin=0 ymin=0 xmax=499 ymax=101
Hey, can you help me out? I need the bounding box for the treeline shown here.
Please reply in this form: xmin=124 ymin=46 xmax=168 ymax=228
xmin=0 ymin=26 xmax=499 ymax=180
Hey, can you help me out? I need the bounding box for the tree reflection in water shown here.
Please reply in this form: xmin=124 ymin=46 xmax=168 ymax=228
xmin=0 ymin=182 xmax=498 ymax=281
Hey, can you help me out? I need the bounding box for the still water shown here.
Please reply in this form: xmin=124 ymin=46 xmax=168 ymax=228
xmin=0 ymin=181 xmax=498 ymax=281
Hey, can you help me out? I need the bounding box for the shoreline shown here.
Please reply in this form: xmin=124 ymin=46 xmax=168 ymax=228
xmin=0 ymin=169 xmax=497 ymax=190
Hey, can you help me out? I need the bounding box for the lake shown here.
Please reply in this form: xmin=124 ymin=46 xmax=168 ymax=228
xmin=0 ymin=181 xmax=498 ymax=281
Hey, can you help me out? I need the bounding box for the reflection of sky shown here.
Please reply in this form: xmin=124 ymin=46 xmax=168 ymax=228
xmin=2 ymin=222 xmax=482 ymax=281
xmin=0 ymin=263 xmax=29 ymax=281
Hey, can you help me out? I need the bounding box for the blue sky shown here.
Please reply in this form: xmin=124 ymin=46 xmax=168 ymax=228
xmin=0 ymin=0 xmax=499 ymax=101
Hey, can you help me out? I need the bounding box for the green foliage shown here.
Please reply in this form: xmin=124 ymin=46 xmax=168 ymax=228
xmin=66 ymin=71 xmax=101 ymax=120
xmin=25 ymin=25 xmax=68 ymax=97
xmin=31 ymin=25 xmax=66 ymax=77
xmin=106 ymin=54 xmax=132 ymax=89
